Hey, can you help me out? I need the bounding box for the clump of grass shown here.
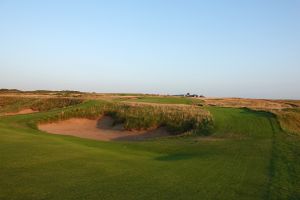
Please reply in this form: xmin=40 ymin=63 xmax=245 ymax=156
xmin=39 ymin=100 xmax=213 ymax=135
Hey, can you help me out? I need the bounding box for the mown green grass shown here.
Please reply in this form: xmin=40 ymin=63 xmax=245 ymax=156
xmin=125 ymin=96 xmax=203 ymax=105
xmin=0 ymin=103 xmax=299 ymax=199
xmin=208 ymin=107 xmax=300 ymax=199
xmin=208 ymin=107 xmax=276 ymax=138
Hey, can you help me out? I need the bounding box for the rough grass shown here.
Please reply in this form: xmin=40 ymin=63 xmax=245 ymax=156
xmin=204 ymin=98 xmax=295 ymax=109
xmin=0 ymin=97 xmax=33 ymax=113
xmin=0 ymin=96 xmax=83 ymax=114
xmin=273 ymin=108 xmax=300 ymax=135
xmin=125 ymin=96 xmax=204 ymax=105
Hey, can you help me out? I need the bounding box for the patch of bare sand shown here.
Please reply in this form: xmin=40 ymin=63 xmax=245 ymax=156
xmin=38 ymin=116 xmax=171 ymax=141
xmin=4 ymin=108 xmax=37 ymax=116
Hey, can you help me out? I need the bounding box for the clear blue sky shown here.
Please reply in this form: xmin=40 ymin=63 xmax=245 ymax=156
xmin=1 ymin=0 xmax=299 ymax=99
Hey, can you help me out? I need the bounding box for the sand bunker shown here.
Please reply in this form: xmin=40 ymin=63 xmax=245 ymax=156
xmin=38 ymin=116 xmax=171 ymax=141
xmin=4 ymin=109 xmax=37 ymax=116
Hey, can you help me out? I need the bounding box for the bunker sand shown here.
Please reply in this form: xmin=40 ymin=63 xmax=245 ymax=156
xmin=4 ymin=109 xmax=37 ymax=116
xmin=38 ymin=117 xmax=171 ymax=141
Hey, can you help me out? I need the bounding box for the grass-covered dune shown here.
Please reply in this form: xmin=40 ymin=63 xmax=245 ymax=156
xmin=273 ymin=108 xmax=300 ymax=135
xmin=123 ymin=96 xmax=204 ymax=105
xmin=0 ymin=96 xmax=83 ymax=114
xmin=0 ymin=99 xmax=299 ymax=199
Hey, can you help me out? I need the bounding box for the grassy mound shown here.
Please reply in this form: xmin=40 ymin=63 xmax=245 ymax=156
xmin=0 ymin=96 xmax=83 ymax=114
xmin=273 ymin=108 xmax=300 ymax=135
